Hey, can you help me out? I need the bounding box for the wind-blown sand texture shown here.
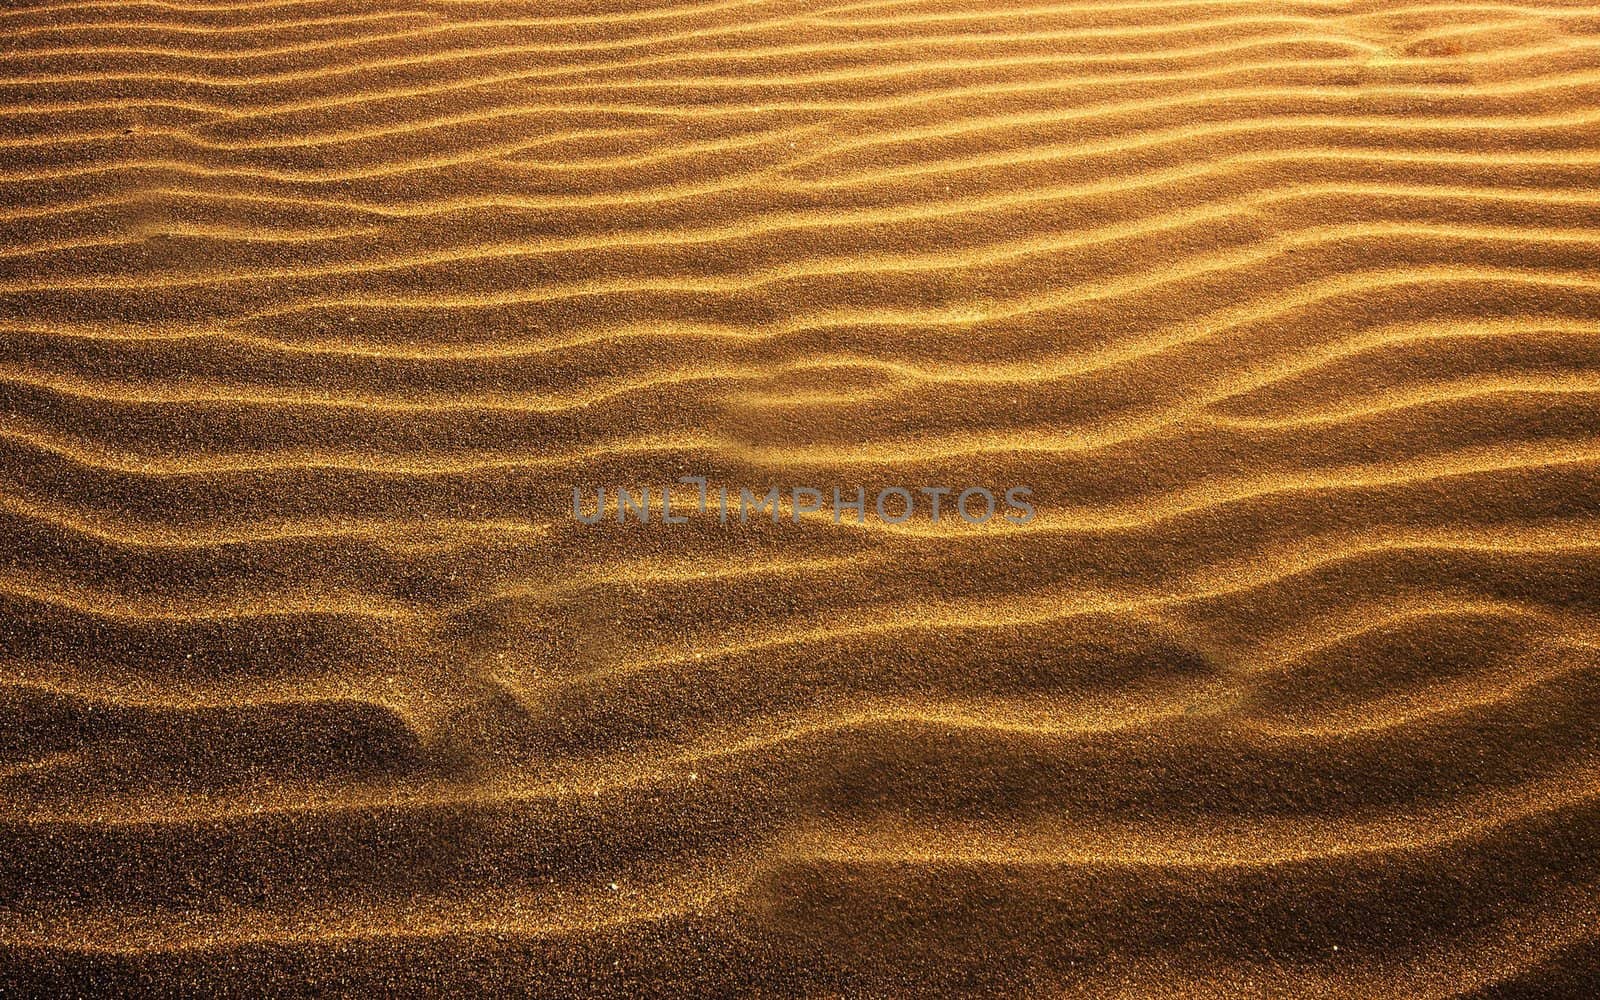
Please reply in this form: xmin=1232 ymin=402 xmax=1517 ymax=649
xmin=2 ymin=0 xmax=1600 ymax=995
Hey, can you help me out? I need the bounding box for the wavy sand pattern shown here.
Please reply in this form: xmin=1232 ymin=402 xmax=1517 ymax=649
xmin=3 ymin=0 xmax=1600 ymax=995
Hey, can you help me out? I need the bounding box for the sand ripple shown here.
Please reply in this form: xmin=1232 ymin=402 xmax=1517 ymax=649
xmin=2 ymin=0 xmax=1599 ymax=994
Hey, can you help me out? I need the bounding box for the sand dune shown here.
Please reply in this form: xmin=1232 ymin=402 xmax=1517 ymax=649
xmin=2 ymin=0 xmax=1599 ymax=994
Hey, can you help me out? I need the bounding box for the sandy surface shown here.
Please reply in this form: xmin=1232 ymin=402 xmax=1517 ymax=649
xmin=2 ymin=0 xmax=1600 ymax=995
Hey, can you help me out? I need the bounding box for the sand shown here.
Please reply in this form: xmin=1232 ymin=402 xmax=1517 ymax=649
xmin=2 ymin=0 xmax=1600 ymax=995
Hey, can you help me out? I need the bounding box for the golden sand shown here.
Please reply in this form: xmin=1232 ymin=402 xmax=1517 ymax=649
xmin=2 ymin=0 xmax=1600 ymax=994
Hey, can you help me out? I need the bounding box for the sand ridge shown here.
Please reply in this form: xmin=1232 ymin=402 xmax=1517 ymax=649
xmin=2 ymin=0 xmax=1600 ymax=995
